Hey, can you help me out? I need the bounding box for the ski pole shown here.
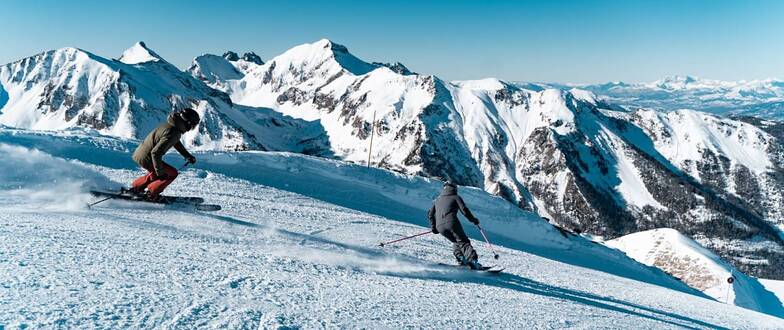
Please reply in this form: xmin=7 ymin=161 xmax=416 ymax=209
xmin=476 ymin=225 xmax=500 ymax=260
xmin=379 ymin=230 xmax=431 ymax=247
xmin=87 ymin=196 xmax=114 ymax=209
xmin=177 ymin=160 xmax=193 ymax=171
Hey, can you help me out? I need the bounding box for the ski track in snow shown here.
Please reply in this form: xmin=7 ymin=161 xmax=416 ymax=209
xmin=1 ymin=143 xmax=783 ymax=328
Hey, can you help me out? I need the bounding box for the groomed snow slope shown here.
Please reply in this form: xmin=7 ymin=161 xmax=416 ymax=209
xmin=0 ymin=127 xmax=696 ymax=288
xmin=1 ymin=129 xmax=782 ymax=328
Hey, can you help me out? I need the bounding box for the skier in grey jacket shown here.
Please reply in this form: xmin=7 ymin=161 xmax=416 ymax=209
xmin=428 ymin=181 xmax=483 ymax=269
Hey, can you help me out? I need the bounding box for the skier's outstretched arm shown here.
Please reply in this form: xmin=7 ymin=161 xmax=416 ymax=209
xmin=456 ymin=196 xmax=479 ymax=224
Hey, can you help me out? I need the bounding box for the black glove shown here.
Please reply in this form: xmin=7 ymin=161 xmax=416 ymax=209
xmin=185 ymin=154 xmax=197 ymax=165
xmin=471 ymin=219 xmax=480 ymax=225
xmin=155 ymin=172 xmax=171 ymax=181
xmin=431 ymin=227 xmax=439 ymax=234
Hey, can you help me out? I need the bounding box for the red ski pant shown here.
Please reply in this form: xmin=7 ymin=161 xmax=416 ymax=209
xmin=131 ymin=162 xmax=178 ymax=196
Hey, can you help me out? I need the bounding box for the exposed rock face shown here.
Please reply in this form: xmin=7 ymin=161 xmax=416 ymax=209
xmin=222 ymin=51 xmax=240 ymax=62
xmin=241 ymin=52 xmax=264 ymax=65
xmin=372 ymin=61 xmax=416 ymax=75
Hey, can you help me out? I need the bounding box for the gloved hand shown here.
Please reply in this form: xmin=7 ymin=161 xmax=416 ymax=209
xmin=431 ymin=227 xmax=439 ymax=234
xmin=155 ymin=172 xmax=171 ymax=181
xmin=471 ymin=219 xmax=480 ymax=225
xmin=185 ymin=154 xmax=197 ymax=165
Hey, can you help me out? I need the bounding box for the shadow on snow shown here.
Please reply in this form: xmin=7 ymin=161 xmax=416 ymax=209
xmin=201 ymin=211 xmax=728 ymax=330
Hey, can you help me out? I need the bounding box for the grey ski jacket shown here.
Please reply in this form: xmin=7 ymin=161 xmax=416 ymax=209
xmin=427 ymin=184 xmax=479 ymax=230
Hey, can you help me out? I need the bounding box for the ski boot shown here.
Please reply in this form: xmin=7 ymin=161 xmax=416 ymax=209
xmin=144 ymin=193 xmax=169 ymax=204
xmin=467 ymin=259 xmax=483 ymax=270
xmin=456 ymin=255 xmax=469 ymax=266
xmin=121 ymin=187 xmax=146 ymax=200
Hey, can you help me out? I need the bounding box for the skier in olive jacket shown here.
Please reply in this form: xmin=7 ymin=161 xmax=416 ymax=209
xmin=428 ymin=181 xmax=483 ymax=269
xmin=129 ymin=108 xmax=200 ymax=201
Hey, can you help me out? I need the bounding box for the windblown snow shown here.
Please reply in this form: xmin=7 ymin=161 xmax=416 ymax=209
xmin=1 ymin=129 xmax=783 ymax=328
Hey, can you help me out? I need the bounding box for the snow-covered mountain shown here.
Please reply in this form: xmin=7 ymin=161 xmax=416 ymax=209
xmin=559 ymin=75 xmax=784 ymax=120
xmin=4 ymin=40 xmax=784 ymax=324
xmin=0 ymin=42 xmax=329 ymax=154
xmin=187 ymin=51 xmax=264 ymax=90
xmin=2 ymin=127 xmax=784 ymax=325
xmin=615 ymin=109 xmax=784 ymax=225
xmin=195 ymin=40 xmax=536 ymax=208
xmin=191 ymin=39 xmax=784 ymax=280
xmin=3 ymin=40 xmax=784 ymax=281
xmin=607 ymin=228 xmax=784 ymax=316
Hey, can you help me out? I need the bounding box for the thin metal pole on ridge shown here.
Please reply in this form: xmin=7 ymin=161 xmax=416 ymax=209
xmin=379 ymin=230 xmax=431 ymax=247
xmin=367 ymin=108 xmax=377 ymax=167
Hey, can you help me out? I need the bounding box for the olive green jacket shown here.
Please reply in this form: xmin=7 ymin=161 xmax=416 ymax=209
xmin=132 ymin=114 xmax=193 ymax=176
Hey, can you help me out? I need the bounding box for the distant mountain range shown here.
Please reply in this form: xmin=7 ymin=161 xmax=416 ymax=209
xmin=534 ymin=75 xmax=784 ymax=120
xmin=1 ymin=40 xmax=783 ymax=281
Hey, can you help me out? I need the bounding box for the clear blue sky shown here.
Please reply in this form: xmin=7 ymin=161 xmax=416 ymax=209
xmin=2 ymin=0 xmax=782 ymax=83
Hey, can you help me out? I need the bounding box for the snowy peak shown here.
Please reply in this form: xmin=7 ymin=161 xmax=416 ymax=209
xmin=279 ymin=39 xmax=378 ymax=76
xmin=118 ymin=41 xmax=164 ymax=65
xmin=651 ymin=75 xmax=700 ymax=89
xmin=188 ymin=50 xmax=266 ymax=89
xmin=188 ymin=54 xmax=244 ymax=84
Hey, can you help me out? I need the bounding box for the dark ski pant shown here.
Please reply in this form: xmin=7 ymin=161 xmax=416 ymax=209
xmin=131 ymin=162 xmax=178 ymax=197
xmin=437 ymin=222 xmax=478 ymax=263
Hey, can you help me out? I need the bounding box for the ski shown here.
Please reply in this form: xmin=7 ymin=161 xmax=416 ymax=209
xmin=89 ymin=189 xmax=221 ymax=211
xmin=437 ymin=263 xmax=504 ymax=273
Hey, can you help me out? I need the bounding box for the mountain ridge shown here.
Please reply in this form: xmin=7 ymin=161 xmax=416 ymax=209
xmin=2 ymin=39 xmax=784 ymax=280
xmin=191 ymin=39 xmax=784 ymax=279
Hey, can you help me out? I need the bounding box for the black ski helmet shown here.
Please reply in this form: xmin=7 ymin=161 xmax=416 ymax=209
xmin=177 ymin=108 xmax=200 ymax=131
